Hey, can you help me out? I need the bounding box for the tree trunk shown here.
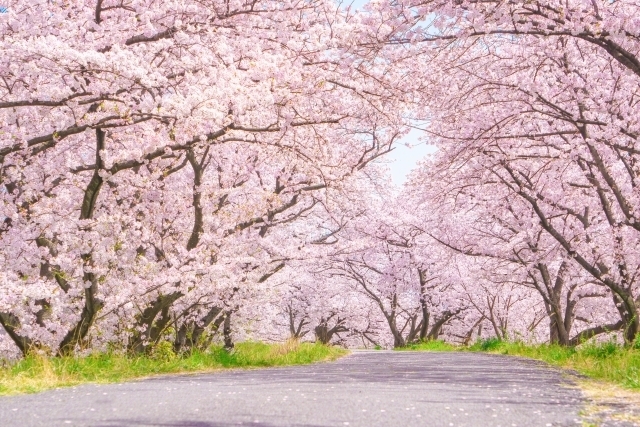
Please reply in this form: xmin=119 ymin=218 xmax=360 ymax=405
xmin=570 ymin=321 xmax=624 ymax=346
xmin=418 ymin=269 xmax=431 ymax=341
xmin=174 ymin=306 xmax=223 ymax=353
xmin=129 ymin=291 xmax=183 ymax=354
xmin=549 ymin=313 xmax=561 ymax=345
xmin=538 ymin=262 xmax=571 ymax=346
xmin=388 ymin=316 xmax=406 ymax=348
xmin=223 ymin=311 xmax=234 ymax=351
xmin=0 ymin=312 xmax=34 ymax=356
xmin=186 ymin=149 xmax=205 ymax=251
xmin=613 ymin=291 xmax=640 ymax=344
xmin=315 ymin=323 xmax=331 ymax=344
xmin=427 ymin=309 xmax=462 ymax=340
xmin=58 ymin=128 xmax=106 ymax=355
xmin=58 ymin=279 xmax=104 ymax=355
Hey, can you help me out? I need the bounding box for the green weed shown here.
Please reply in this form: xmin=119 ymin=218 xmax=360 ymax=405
xmin=0 ymin=341 xmax=347 ymax=396
xmin=401 ymin=340 xmax=457 ymax=351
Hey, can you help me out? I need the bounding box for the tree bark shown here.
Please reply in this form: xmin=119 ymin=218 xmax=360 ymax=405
xmin=174 ymin=306 xmax=224 ymax=353
xmin=129 ymin=291 xmax=184 ymax=354
xmin=223 ymin=311 xmax=234 ymax=351
xmin=569 ymin=321 xmax=624 ymax=346
xmin=58 ymin=128 xmax=106 ymax=355
xmin=186 ymin=149 xmax=205 ymax=251
xmin=314 ymin=317 xmax=348 ymax=344
xmin=418 ymin=269 xmax=431 ymax=341
xmin=0 ymin=312 xmax=34 ymax=356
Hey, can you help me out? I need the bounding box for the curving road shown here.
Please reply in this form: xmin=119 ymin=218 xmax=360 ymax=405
xmin=0 ymin=351 xmax=583 ymax=427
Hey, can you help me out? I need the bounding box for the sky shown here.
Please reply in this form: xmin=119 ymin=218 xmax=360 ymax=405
xmin=384 ymin=131 xmax=437 ymax=186
xmin=347 ymin=0 xmax=436 ymax=186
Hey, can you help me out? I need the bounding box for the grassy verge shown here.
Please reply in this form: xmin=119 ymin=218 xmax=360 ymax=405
xmin=401 ymin=339 xmax=640 ymax=390
xmin=0 ymin=341 xmax=347 ymax=396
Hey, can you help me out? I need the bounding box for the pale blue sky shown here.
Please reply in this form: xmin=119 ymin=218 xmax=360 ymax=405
xmin=384 ymin=131 xmax=436 ymax=186
xmin=347 ymin=0 xmax=436 ymax=186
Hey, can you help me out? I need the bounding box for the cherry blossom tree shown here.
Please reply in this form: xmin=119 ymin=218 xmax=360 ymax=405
xmin=0 ymin=0 xmax=405 ymax=356
xmin=389 ymin=0 xmax=639 ymax=343
xmin=315 ymin=186 xmax=469 ymax=348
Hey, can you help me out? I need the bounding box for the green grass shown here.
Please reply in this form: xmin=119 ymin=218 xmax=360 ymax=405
xmin=0 ymin=341 xmax=347 ymax=396
xmin=401 ymin=339 xmax=640 ymax=390
xmin=402 ymin=339 xmax=457 ymax=352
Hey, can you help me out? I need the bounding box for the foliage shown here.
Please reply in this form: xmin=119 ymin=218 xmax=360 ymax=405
xmin=0 ymin=342 xmax=346 ymax=396
xmin=401 ymin=340 xmax=457 ymax=352
xmin=150 ymin=340 xmax=177 ymax=362
xmin=469 ymin=338 xmax=506 ymax=352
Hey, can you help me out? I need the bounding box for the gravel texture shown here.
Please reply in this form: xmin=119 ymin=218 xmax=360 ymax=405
xmin=0 ymin=350 xmax=584 ymax=427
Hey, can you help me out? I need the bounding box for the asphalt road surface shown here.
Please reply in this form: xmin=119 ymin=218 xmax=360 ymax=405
xmin=0 ymin=351 xmax=584 ymax=427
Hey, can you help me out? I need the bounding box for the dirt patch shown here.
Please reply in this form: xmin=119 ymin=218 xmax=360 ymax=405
xmin=578 ymin=380 xmax=640 ymax=427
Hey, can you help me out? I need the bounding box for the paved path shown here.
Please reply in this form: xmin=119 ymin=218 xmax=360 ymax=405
xmin=0 ymin=351 xmax=583 ymax=427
